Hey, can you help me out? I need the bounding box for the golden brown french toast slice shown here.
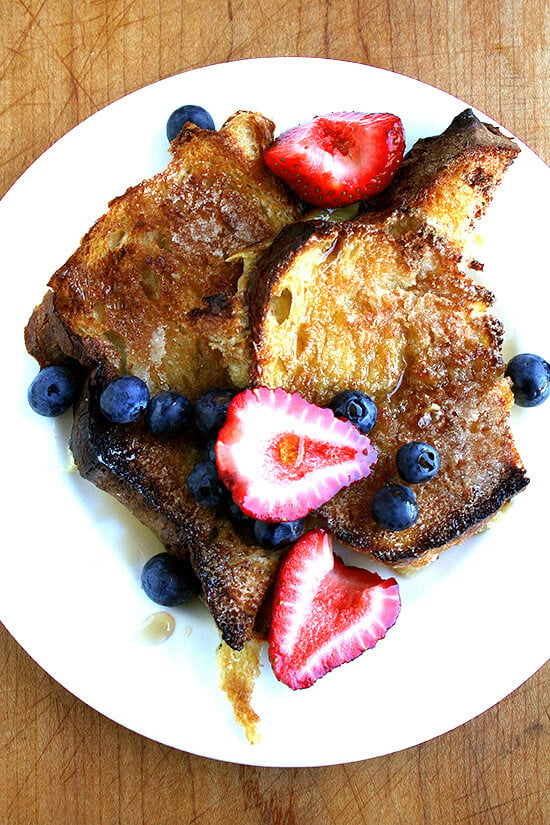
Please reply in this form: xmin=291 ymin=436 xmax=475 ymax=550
xmin=70 ymin=371 xmax=280 ymax=650
xmin=241 ymin=213 xmax=528 ymax=566
xmin=256 ymin=219 xmax=526 ymax=562
xmin=26 ymin=111 xmax=302 ymax=400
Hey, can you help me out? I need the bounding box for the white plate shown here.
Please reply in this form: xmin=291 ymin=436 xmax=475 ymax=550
xmin=1 ymin=57 xmax=549 ymax=768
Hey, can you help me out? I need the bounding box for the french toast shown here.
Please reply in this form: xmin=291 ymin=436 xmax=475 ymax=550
xmin=71 ymin=370 xmax=279 ymax=649
xmin=25 ymin=107 xmax=527 ymax=652
xmin=26 ymin=110 xmax=302 ymax=399
xmin=361 ymin=108 xmax=520 ymax=257
xmin=240 ymin=217 xmax=527 ymax=566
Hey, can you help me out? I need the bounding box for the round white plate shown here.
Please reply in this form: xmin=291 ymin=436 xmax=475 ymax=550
xmin=1 ymin=57 xmax=548 ymax=768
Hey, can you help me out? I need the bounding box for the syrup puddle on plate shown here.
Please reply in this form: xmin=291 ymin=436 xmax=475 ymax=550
xmin=137 ymin=611 xmax=176 ymax=644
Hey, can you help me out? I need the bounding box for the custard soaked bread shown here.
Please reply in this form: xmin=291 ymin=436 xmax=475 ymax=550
xmin=26 ymin=111 xmax=302 ymax=399
xmin=243 ymin=218 xmax=527 ymax=566
xmin=362 ymin=108 xmax=520 ymax=257
xmin=71 ymin=371 xmax=279 ymax=649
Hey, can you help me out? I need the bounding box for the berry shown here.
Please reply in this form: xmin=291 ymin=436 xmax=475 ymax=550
xmin=27 ymin=365 xmax=79 ymax=417
xmin=505 ymin=353 xmax=550 ymax=407
xmin=215 ymin=387 xmax=378 ymax=522
xmin=268 ymin=529 xmax=400 ymax=689
xmin=99 ymin=376 xmax=149 ymax=423
xmin=146 ymin=391 xmax=191 ymax=438
xmin=187 ymin=460 xmax=226 ymax=507
xmin=203 ymin=438 xmax=217 ymax=463
xmin=372 ymin=484 xmax=419 ymax=531
xmin=141 ymin=552 xmax=196 ymax=606
xmin=194 ymin=388 xmax=237 ymax=436
xmin=263 ymin=112 xmax=405 ymax=208
xmin=253 ymin=518 xmax=304 ymax=550
xmin=396 ymin=442 xmax=440 ymax=483
xmin=166 ymin=105 xmax=215 ymax=141
xmin=329 ymin=390 xmax=377 ymax=434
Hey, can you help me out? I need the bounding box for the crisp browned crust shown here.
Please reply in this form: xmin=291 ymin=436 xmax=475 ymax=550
xmin=70 ymin=373 xmax=280 ymax=650
xmin=322 ymin=466 xmax=528 ymax=565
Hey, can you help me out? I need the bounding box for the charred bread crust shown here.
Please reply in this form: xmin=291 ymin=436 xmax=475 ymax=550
xmin=70 ymin=373 xmax=279 ymax=650
xmin=27 ymin=112 xmax=302 ymax=398
xmin=25 ymin=291 xmax=101 ymax=371
xmin=322 ymin=465 xmax=529 ymax=565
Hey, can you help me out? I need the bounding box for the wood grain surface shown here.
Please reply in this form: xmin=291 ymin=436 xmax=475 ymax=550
xmin=1 ymin=1 xmax=549 ymax=823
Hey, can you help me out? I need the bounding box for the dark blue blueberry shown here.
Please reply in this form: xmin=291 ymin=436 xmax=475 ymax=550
xmin=371 ymin=484 xmax=419 ymax=531
xmin=203 ymin=438 xmax=217 ymax=463
xmin=329 ymin=390 xmax=378 ymax=434
xmin=253 ymin=518 xmax=304 ymax=550
xmin=187 ymin=460 xmax=226 ymax=507
xmin=99 ymin=375 xmax=149 ymax=424
xmin=505 ymin=353 xmax=550 ymax=407
xmin=227 ymin=500 xmax=253 ymax=528
xmin=141 ymin=552 xmax=196 ymax=606
xmin=27 ymin=365 xmax=79 ymax=417
xmin=193 ymin=388 xmax=237 ymax=436
xmin=396 ymin=442 xmax=440 ymax=484
xmin=146 ymin=391 xmax=192 ymax=438
xmin=166 ymin=105 xmax=215 ymax=141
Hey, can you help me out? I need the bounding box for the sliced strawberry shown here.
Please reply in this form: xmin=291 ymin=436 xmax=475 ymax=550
xmin=268 ymin=529 xmax=401 ymax=689
xmin=263 ymin=112 xmax=405 ymax=208
xmin=215 ymin=387 xmax=377 ymax=522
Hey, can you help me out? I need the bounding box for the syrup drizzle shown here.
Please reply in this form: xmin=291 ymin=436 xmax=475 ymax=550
xmin=138 ymin=611 xmax=175 ymax=644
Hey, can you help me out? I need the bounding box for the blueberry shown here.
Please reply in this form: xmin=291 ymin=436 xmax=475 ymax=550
xmin=227 ymin=500 xmax=253 ymax=528
xmin=329 ymin=390 xmax=378 ymax=434
xmin=99 ymin=375 xmax=149 ymax=423
xmin=194 ymin=388 xmax=237 ymax=436
xmin=146 ymin=391 xmax=192 ymax=438
xmin=166 ymin=105 xmax=215 ymax=141
xmin=396 ymin=442 xmax=440 ymax=484
xmin=141 ymin=552 xmax=196 ymax=606
xmin=27 ymin=365 xmax=79 ymax=417
xmin=203 ymin=438 xmax=217 ymax=463
xmin=505 ymin=353 xmax=550 ymax=407
xmin=187 ymin=460 xmax=226 ymax=507
xmin=253 ymin=519 xmax=304 ymax=550
xmin=372 ymin=484 xmax=419 ymax=531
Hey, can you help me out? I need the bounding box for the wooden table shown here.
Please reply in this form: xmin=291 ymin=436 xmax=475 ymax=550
xmin=1 ymin=2 xmax=548 ymax=822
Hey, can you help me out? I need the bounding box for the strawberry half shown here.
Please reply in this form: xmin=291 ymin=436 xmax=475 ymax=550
xmin=263 ymin=112 xmax=405 ymax=208
xmin=215 ymin=387 xmax=377 ymax=522
xmin=268 ymin=529 xmax=401 ymax=689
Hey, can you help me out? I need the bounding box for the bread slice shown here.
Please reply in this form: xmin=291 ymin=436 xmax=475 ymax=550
xmin=244 ymin=218 xmax=527 ymax=566
xmin=202 ymin=109 xmax=520 ymax=389
xmin=70 ymin=370 xmax=280 ymax=649
xmin=26 ymin=111 xmax=302 ymax=400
